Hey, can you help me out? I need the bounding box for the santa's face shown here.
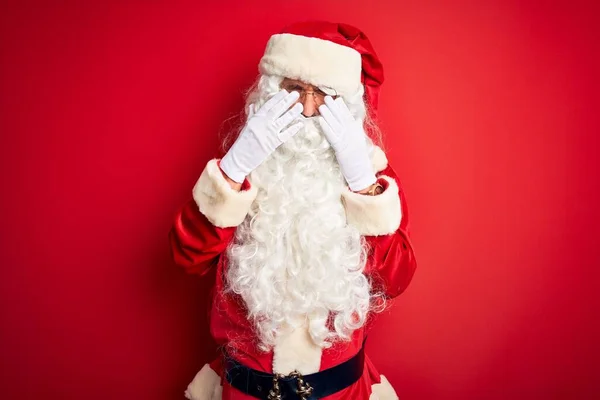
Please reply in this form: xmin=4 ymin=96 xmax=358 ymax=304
xmin=225 ymin=74 xmax=373 ymax=351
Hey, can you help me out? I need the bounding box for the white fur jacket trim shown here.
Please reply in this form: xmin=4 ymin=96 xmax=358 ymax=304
xmin=342 ymin=144 xmax=402 ymax=236
xmin=192 ymin=159 xmax=258 ymax=228
xmin=342 ymin=175 xmax=402 ymax=236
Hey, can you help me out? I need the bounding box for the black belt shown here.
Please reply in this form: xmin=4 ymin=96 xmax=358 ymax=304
xmin=224 ymin=344 xmax=365 ymax=399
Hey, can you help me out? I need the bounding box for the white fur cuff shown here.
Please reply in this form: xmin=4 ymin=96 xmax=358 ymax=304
xmin=370 ymin=374 xmax=399 ymax=400
xmin=192 ymin=159 xmax=258 ymax=228
xmin=370 ymin=145 xmax=388 ymax=173
xmin=342 ymin=176 xmax=402 ymax=236
xmin=185 ymin=364 xmax=222 ymax=400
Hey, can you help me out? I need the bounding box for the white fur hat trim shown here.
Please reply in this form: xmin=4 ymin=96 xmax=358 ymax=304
xmin=259 ymin=33 xmax=362 ymax=97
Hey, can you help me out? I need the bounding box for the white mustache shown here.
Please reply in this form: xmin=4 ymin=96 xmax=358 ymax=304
xmin=279 ymin=116 xmax=331 ymax=155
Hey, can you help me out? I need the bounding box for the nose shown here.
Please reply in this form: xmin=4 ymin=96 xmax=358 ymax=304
xmin=300 ymin=92 xmax=318 ymax=117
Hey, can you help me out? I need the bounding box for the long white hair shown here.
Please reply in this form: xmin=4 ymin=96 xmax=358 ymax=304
xmin=224 ymin=74 xmax=382 ymax=351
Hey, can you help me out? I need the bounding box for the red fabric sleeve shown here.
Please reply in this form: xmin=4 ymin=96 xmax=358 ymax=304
xmin=209 ymin=355 xmax=224 ymax=380
xmin=168 ymin=197 xmax=237 ymax=277
xmin=364 ymin=164 xmax=418 ymax=299
xmin=169 ymin=161 xmax=254 ymax=276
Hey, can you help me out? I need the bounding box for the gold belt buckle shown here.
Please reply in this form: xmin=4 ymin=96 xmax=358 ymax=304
xmin=267 ymin=370 xmax=314 ymax=400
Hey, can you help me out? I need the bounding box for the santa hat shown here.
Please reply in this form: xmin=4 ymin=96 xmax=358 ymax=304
xmin=258 ymin=21 xmax=385 ymax=113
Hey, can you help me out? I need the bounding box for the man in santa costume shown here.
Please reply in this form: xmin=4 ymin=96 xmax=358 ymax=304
xmin=169 ymin=21 xmax=417 ymax=400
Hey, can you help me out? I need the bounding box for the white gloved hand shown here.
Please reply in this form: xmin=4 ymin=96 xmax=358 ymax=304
xmin=220 ymin=90 xmax=304 ymax=183
xmin=318 ymin=96 xmax=377 ymax=191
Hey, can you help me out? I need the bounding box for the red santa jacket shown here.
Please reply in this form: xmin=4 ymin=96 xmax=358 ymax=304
xmin=169 ymin=146 xmax=417 ymax=400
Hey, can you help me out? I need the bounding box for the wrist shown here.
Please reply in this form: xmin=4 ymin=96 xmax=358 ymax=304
xmin=355 ymin=181 xmax=384 ymax=196
xmin=223 ymin=171 xmax=242 ymax=191
xmin=217 ymin=160 xmax=243 ymax=191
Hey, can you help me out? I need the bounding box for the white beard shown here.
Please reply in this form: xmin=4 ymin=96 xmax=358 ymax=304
xmin=225 ymin=115 xmax=372 ymax=351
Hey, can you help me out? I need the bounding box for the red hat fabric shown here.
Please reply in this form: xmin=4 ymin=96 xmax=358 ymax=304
xmin=259 ymin=21 xmax=385 ymax=113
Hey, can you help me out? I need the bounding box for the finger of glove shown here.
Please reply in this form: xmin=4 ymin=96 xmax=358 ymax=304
xmin=273 ymin=103 xmax=303 ymax=132
xmin=247 ymin=103 xmax=255 ymax=118
xmin=267 ymin=91 xmax=301 ymax=120
xmin=333 ymin=96 xmax=354 ymax=121
xmin=256 ymin=89 xmax=289 ymax=116
xmin=278 ymin=121 xmax=304 ymax=143
xmin=323 ymin=95 xmax=346 ymax=122
xmin=318 ymin=103 xmax=343 ymax=134
xmin=317 ymin=116 xmax=340 ymax=144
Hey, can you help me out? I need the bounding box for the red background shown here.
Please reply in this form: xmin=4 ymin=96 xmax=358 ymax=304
xmin=1 ymin=1 xmax=599 ymax=399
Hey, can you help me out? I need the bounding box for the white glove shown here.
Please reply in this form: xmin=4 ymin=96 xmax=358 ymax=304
xmin=318 ymin=96 xmax=377 ymax=191
xmin=220 ymin=90 xmax=304 ymax=183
